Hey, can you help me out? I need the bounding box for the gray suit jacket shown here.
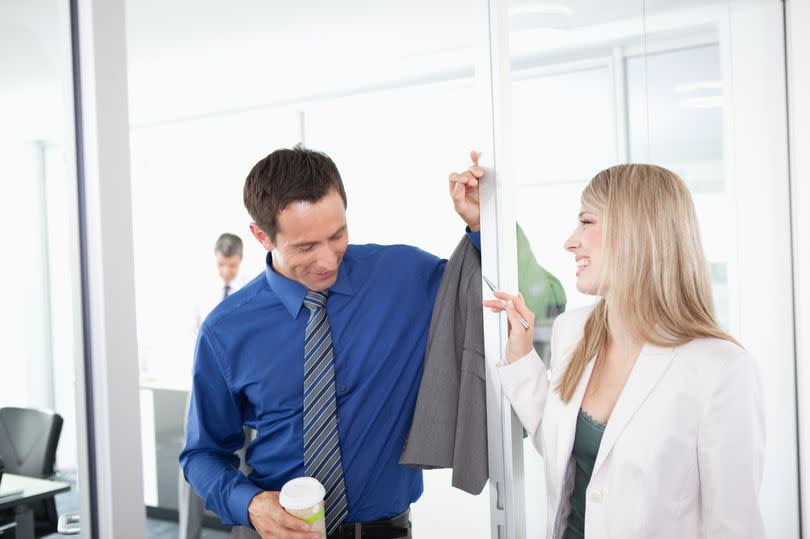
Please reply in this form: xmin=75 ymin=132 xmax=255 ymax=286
xmin=399 ymin=235 xmax=487 ymax=494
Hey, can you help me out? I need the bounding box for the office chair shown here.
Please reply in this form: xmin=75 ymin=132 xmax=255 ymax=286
xmin=0 ymin=407 xmax=64 ymax=537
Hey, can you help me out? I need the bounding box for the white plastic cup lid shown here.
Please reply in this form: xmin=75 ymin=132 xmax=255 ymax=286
xmin=279 ymin=477 xmax=326 ymax=510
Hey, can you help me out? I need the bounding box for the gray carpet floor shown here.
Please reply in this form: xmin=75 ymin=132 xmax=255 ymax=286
xmin=43 ymin=472 xmax=229 ymax=539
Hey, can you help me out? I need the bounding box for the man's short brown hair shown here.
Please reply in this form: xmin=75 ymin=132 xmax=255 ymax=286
xmin=243 ymin=146 xmax=347 ymax=242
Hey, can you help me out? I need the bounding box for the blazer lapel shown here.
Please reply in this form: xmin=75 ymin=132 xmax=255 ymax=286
xmin=592 ymin=344 xmax=676 ymax=476
xmin=555 ymin=358 xmax=596 ymax=481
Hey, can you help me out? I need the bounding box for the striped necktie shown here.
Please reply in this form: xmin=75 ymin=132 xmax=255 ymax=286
xmin=302 ymin=290 xmax=348 ymax=534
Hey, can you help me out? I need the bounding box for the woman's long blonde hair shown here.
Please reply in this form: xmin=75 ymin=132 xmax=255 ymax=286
xmin=556 ymin=164 xmax=739 ymax=402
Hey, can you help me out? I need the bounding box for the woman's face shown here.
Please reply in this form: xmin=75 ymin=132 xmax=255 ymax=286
xmin=565 ymin=206 xmax=604 ymax=295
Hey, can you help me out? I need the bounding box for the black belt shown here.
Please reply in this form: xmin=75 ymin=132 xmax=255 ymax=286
xmin=328 ymin=508 xmax=411 ymax=539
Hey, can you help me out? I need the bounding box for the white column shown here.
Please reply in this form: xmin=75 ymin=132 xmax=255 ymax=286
xmin=786 ymin=0 xmax=810 ymax=535
xmin=727 ymin=2 xmax=799 ymax=536
xmin=73 ymin=0 xmax=146 ymax=536
xmin=475 ymin=1 xmax=525 ymax=538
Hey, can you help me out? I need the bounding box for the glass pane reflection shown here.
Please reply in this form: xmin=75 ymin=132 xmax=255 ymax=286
xmin=0 ymin=0 xmax=86 ymax=534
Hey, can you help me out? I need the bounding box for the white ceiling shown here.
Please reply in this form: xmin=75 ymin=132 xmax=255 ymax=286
xmin=1 ymin=0 xmax=721 ymax=136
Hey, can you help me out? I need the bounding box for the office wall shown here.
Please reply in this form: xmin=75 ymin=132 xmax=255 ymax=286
xmin=0 ymin=144 xmax=50 ymax=409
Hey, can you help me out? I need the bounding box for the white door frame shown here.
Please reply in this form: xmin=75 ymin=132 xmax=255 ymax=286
xmin=786 ymin=0 xmax=810 ymax=536
xmin=723 ymin=3 xmax=799 ymax=536
xmin=70 ymin=0 xmax=146 ymax=536
xmin=475 ymin=0 xmax=527 ymax=538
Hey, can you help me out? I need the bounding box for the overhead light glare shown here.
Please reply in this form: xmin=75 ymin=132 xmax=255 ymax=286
xmin=508 ymin=3 xmax=575 ymax=17
xmin=680 ymin=96 xmax=723 ymax=109
xmin=674 ymin=80 xmax=722 ymax=94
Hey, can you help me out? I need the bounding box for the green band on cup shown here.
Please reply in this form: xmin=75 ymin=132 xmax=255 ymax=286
xmin=302 ymin=507 xmax=324 ymax=524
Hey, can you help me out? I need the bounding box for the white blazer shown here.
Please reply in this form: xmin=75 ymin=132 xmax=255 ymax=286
xmin=497 ymin=305 xmax=765 ymax=539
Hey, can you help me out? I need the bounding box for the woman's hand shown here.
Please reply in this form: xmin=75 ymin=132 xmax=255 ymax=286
xmin=483 ymin=290 xmax=536 ymax=363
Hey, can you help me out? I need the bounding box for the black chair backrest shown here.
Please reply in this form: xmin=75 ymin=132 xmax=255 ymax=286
xmin=0 ymin=407 xmax=63 ymax=478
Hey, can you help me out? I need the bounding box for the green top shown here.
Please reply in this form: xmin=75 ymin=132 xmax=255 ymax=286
xmin=516 ymin=223 xmax=566 ymax=321
xmin=564 ymin=409 xmax=606 ymax=539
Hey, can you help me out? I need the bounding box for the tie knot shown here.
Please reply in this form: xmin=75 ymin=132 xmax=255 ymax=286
xmin=303 ymin=290 xmax=329 ymax=312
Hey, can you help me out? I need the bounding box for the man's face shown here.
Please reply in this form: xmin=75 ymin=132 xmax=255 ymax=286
xmin=216 ymin=253 xmax=242 ymax=285
xmin=252 ymin=188 xmax=349 ymax=292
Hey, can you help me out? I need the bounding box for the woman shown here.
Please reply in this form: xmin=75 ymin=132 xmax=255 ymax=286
xmin=483 ymin=164 xmax=765 ymax=538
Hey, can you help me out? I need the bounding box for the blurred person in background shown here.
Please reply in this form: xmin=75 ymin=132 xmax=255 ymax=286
xmin=193 ymin=233 xmax=246 ymax=329
xmin=181 ymin=232 xmax=246 ymax=539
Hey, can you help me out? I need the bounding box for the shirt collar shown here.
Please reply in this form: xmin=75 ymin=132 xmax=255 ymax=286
xmin=264 ymin=252 xmax=355 ymax=319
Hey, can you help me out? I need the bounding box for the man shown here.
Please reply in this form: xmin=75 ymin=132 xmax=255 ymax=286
xmin=180 ymin=146 xmax=482 ymax=539
xmin=183 ymin=232 xmax=248 ymax=539
xmin=214 ymin=233 xmax=245 ymax=296
xmin=193 ymin=233 xmax=246 ymax=330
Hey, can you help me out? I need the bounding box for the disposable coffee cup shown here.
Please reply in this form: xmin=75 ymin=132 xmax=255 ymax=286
xmin=279 ymin=477 xmax=327 ymax=538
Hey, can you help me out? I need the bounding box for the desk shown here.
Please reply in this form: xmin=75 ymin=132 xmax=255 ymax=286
xmin=0 ymin=474 xmax=70 ymax=539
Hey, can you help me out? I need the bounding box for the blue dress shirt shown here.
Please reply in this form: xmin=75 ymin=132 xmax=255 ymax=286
xmin=181 ymin=231 xmax=480 ymax=528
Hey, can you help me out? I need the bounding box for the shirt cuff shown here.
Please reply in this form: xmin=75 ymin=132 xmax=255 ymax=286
xmin=228 ymin=481 xmax=265 ymax=528
xmin=465 ymin=227 xmax=481 ymax=251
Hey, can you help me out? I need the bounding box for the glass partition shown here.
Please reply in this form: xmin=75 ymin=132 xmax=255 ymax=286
xmin=507 ymin=3 xmax=647 ymax=534
xmin=0 ymin=0 xmax=87 ymax=535
xmin=2 ymin=0 xmax=798 ymax=537
xmin=125 ymin=1 xmax=490 ymax=536
xmin=506 ymin=0 xmax=797 ymax=537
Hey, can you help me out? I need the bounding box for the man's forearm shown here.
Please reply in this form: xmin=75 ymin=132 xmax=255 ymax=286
xmin=182 ymin=450 xmax=263 ymax=528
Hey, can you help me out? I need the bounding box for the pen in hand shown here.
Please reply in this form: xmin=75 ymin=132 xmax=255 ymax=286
xmin=482 ymin=275 xmax=531 ymax=331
